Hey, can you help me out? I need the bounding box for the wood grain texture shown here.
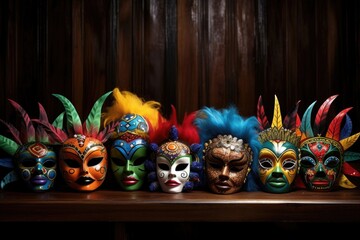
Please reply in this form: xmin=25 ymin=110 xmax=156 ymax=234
xmin=1 ymin=189 xmax=360 ymax=222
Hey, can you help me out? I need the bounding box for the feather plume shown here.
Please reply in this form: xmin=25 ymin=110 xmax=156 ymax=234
xmin=340 ymin=114 xmax=352 ymax=140
xmin=0 ymin=157 xmax=14 ymax=168
xmin=325 ymin=107 xmax=352 ymax=141
xmin=300 ymin=101 xmax=316 ymax=138
xmin=271 ymin=95 xmax=282 ymax=129
xmin=52 ymin=112 xmax=65 ymax=129
xmin=338 ymin=174 xmax=357 ymax=188
xmin=1 ymin=170 xmax=19 ymax=189
xmin=0 ymin=119 xmax=22 ymax=145
xmin=344 ymin=151 xmax=360 ymax=162
xmin=85 ymin=91 xmax=112 ymax=136
xmin=8 ymin=99 xmax=35 ymax=143
xmin=283 ymin=100 xmax=300 ymax=130
xmin=342 ymin=162 xmax=360 ymax=177
xmin=340 ymin=132 xmax=360 ymax=151
xmin=52 ymin=94 xmax=83 ymax=134
xmin=31 ymin=119 xmax=68 ymax=143
xmin=0 ymin=135 xmax=19 ymax=156
xmin=313 ymin=94 xmax=338 ymax=135
xmin=38 ymin=102 xmax=49 ymax=123
xmin=256 ymin=95 xmax=269 ymax=130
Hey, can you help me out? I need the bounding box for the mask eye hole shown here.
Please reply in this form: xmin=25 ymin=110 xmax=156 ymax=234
xmin=175 ymin=163 xmax=188 ymax=171
xmin=158 ymin=163 xmax=169 ymax=170
xmin=64 ymin=159 xmax=81 ymax=168
xmin=88 ymin=157 xmax=103 ymax=167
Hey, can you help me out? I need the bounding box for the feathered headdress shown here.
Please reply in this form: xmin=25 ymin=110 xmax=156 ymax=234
xmin=102 ymin=88 xmax=164 ymax=139
xmin=298 ymin=94 xmax=360 ymax=188
xmin=34 ymin=91 xmax=117 ymax=144
xmin=194 ymin=105 xmax=262 ymax=191
xmin=257 ymin=95 xmax=301 ymax=146
xmin=146 ymin=105 xmax=202 ymax=192
xmin=0 ymin=99 xmax=62 ymax=188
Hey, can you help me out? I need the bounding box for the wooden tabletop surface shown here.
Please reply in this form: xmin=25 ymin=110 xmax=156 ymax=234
xmin=1 ymin=189 xmax=360 ymax=222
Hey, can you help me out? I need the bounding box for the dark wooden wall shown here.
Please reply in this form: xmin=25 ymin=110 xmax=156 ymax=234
xmin=1 ymin=0 xmax=359 ymax=149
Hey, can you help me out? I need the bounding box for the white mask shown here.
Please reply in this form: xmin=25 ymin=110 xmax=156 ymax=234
xmin=156 ymin=141 xmax=191 ymax=193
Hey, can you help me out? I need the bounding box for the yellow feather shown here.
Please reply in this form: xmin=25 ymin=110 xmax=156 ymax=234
xmin=271 ymin=95 xmax=283 ymax=129
xmin=102 ymin=88 xmax=163 ymax=129
xmin=338 ymin=174 xmax=357 ymax=188
xmin=340 ymin=132 xmax=360 ymax=151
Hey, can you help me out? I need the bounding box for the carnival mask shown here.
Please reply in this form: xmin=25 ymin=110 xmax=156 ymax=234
xmin=297 ymin=94 xmax=360 ymax=191
xmin=204 ymin=135 xmax=252 ymax=194
xmin=14 ymin=142 xmax=57 ymax=192
xmin=257 ymin=95 xmax=300 ymax=193
xmin=59 ymin=135 xmax=108 ymax=191
xmin=156 ymin=140 xmax=191 ymax=193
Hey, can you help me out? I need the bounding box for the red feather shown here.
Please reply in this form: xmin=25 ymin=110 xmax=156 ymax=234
xmin=325 ymin=107 xmax=352 ymax=141
xmin=257 ymin=95 xmax=269 ymax=131
xmin=313 ymin=94 xmax=338 ymax=135
xmin=8 ymin=99 xmax=35 ymax=143
xmin=283 ymin=100 xmax=300 ymax=130
xmin=343 ymin=162 xmax=360 ymax=177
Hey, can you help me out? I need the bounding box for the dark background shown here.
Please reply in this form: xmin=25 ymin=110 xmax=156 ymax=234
xmin=1 ymin=0 xmax=359 ymax=239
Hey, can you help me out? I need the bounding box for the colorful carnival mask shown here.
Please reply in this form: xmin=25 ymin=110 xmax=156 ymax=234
xmin=194 ymin=106 xmax=261 ymax=194
xmin=102 ymin=88 xmax=163 ymax=191
xmin=147 ymin=105 xmax=202 ymax=193
xmin=35 ymin=91 xmax=116 ymax=191
xmin=297 ymin=95 xmax=360 ymax=191
xmin=110 ymin=114 xmax=149 ymax=191
xmin=155 ymin=136 xmax=192 ymax=193
xmin=256 ymin=95 xmax=301 ymax=193
xmin=203 ymin=134 xmax=253 ymax=194
xmin=0 ymin=100 xmax=59 ymax=192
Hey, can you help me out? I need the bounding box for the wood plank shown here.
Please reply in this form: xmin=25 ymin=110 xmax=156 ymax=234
xmin=1 ymin=189 xmax=360 ymax=222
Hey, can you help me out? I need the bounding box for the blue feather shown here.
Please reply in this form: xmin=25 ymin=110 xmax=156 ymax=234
xmin=340 ymin=114 xmax=352 ymax=139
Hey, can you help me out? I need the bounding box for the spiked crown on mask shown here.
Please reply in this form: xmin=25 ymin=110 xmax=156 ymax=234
xmin=297 ymin=94 xmax=360 ymax=189
xmin=257 ymin=95 xmax=301 ymax=146
xmin=194 ymin=105 xmax=262 ymax=191
xmin=102 ymin=88 xmax=164 ymax=140
xmin=146 ymin=105 xmax=202 ymax=192
xmin=0 ymin=99 xmax=61 ymax=189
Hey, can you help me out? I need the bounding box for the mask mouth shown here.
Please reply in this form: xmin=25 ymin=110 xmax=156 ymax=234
xmin=31 ymin=175 xmax=48 ymax=186
xmin=76 ymin=176 xmax=94 ymax=185
xmin=165 ymin=180 xmax=180 ymax=186
xmin=122 ymin=176 xmax=138 ymax=185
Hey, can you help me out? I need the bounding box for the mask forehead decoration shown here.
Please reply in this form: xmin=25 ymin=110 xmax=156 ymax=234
xmin=0 ymin=100 xmax=59 ymax=192
xmin=147 ymin=105 xmax=202 ymax=193
xmin=101 ymin=88 xmax=164 ymax=191
xmin=256 ymin=95 xmax=301 ymax=193
xmin=33 ymin=91 xmax=117 ymax=191
xmin=194 ymin=106 xmax=261 ymax=194
xmin=297 ymin=94 xmax=360 ymax=191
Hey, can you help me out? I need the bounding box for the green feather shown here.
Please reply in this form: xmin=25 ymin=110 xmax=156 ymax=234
xmin=52 ymin=111 xmax=65 ymax=129
xmin=52 ymin=94 xmax=82 ymax=134
xmin=0 ymin=135 xmax=19 ymax=156
xmin=85 ymin=91 xmax=112 ymax=135
xmin=344 ymin=151 xmax=360 ymax=162
xmin=300 ymin=101 xmax=316 ymax=138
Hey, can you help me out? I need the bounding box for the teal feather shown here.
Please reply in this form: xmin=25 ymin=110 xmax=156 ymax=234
xmin=85 ymin=91 xmax=112 ymax=136
xmin=0 ymin=157 xmax=14 ymax=168
xmin=52 ymin=94 xmax=83 ymax=134
xmin=0 ymin=135 xmax=19 ymax=156
xmin=344 ymin=151 xmax=360 ymax=162
xmin=300 ymin=101 xmax=316 ymax=138
xmin=1 ymin=170 xmax=19 ymax=189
